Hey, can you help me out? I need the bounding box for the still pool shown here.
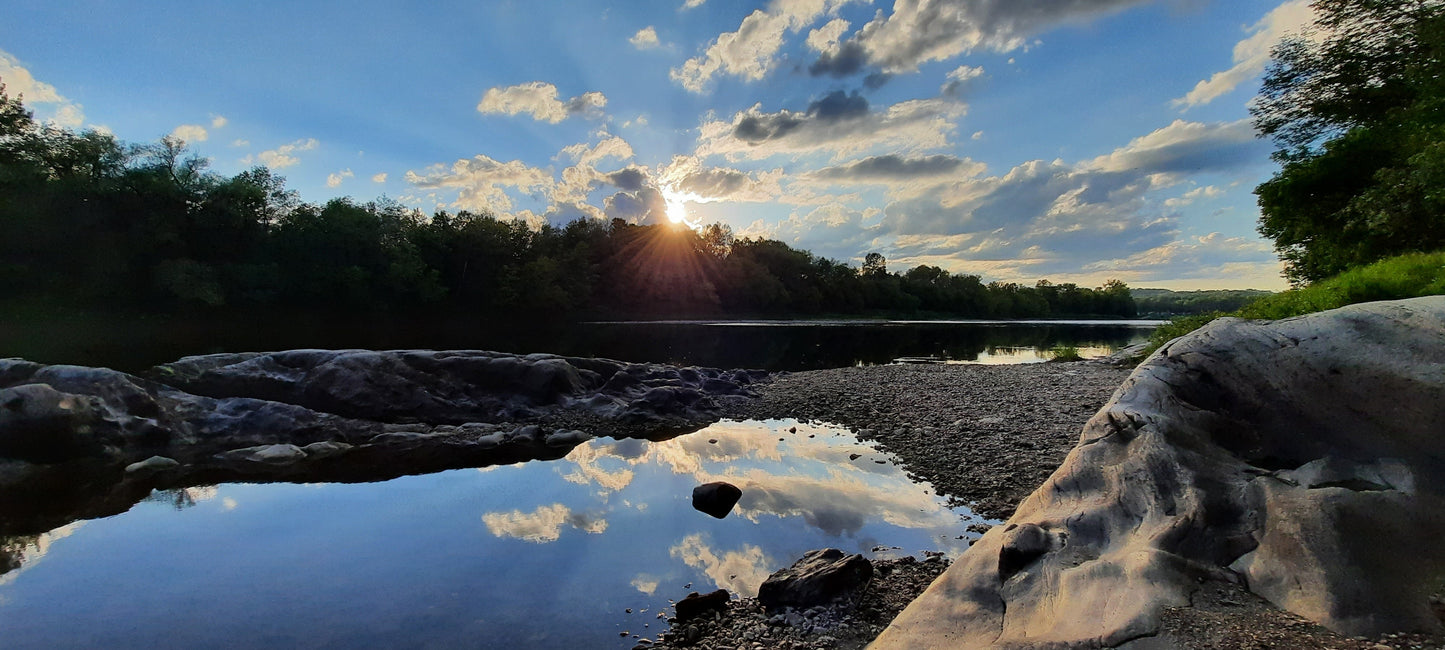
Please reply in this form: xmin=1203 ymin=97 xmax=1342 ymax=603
xmin=0 ymin=420 xmax=988 ymax=649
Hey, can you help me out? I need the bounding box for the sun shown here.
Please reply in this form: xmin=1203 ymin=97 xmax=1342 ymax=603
xmin=661 ymin=186 xmax=691 ymax=225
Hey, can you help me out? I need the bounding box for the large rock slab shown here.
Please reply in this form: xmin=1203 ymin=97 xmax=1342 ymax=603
xmin=873 ymin=297 xmax=1445 ymax=648
xmin=0 ymin=350 xmax=767 ymax=537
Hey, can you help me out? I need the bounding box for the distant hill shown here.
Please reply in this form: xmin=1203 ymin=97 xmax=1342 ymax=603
xmin=1131 ymin=288 xmax=1274 ymax=316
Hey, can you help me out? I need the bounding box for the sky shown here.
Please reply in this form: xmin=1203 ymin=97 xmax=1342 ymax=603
xmin=0 ymin=0 xmax=1317 ymax=290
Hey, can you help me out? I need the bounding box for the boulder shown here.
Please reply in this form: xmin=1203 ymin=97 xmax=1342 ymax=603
xmin=874 ymin=297 xmax=1445 ymax=648
xmin=757 ymin=548 xmax=873 ymax=610
xmin=674 ymin=589 xmax=730 ymax=621
xmin=692 ymin=481 xmax=742 ymax=519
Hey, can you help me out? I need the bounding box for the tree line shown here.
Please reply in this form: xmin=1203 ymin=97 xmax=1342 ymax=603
xmin=1254 ymin=0 xmax=1445 ymax=284
xmin=0 ymin=85 xmax=1136 ymax=320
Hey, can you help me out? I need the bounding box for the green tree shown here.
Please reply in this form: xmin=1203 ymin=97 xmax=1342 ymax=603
xmin=1254 ymin=0 xmax=1445 ymax=283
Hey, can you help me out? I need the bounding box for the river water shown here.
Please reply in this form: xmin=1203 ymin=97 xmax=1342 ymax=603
xmin=0 ymin=420 xmax=986 ymax=649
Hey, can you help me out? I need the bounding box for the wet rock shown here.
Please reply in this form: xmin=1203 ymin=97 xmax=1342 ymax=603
xmin=758 ymin=549 xmax=873 ymax=610
xmin=675 ymin=589 xmax=730 ymax=621
xmin=124 ymin=455 xmax=179 ymax=474
xmin=692 ymin=481 xmax=742 ymax=519
xmin=875 ymin=297 xmax=1445 ymax=648
xmin=218 ymin=443 xmax=307 ymax=465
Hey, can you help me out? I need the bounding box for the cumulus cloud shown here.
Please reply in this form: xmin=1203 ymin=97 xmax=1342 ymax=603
xmin=1080 ymin=232 xmax=1282 ymax=288
xmin=604 ymin=186 xmax=671 ymax=225
xmin=671 ymin=0 xmax=859 ymax=93
xmin=696 ymin=92 xmax=964 ymax=160
xmin=371 ymin=172 xmax=388 ymax=183
xmin=1163 ymin=184 xmax=1225 ymax=208
xmin=482 ymin=503 xmax=607 ymax=543
xmin=630 ymin=26 xmax=663 ymax=50
xmin=478 ymin=82 xmax=608 ymax=123
xmin=858 ymin=119 xmax=1269 ymax=281
xmin=940 ymin=65 xmax=985 ymax=97
xmin=682 ymin=0 xmax=707 ymax=8
xmin=326 ymin=168 xmax=354 ymax=188
xmin=659 ymin=155 xmax=786 ymax=203
xmin=210 ymin=115 xmax=228 ymax=129
xmin=810 ymin=0 xmax=1152 ymax=77
xmin=231 ymin=138 xmax=249 ymax=147
xmin=0 ymin=48 xmax=86 ymax=128
xmin=170 ymin=124 xmax=209 ymax=143
xmin=806 ymin=17 xmax=851 ymax=53
xmin=405 ymin=153 xmax=553 ymax=214
xmin=1173 ymin=0 xmax=1315 ymax=109
xmin=805 ymin=153 xmax=985 ymax=185
xmin=1083 ymin=119 xmax=1259 ymax=175
xmin=243 ymin=138 xmax=319 ymax=169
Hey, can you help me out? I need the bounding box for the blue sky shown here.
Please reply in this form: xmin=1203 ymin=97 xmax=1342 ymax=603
xmin=1 ymin=0 xmax=1316 ymax=290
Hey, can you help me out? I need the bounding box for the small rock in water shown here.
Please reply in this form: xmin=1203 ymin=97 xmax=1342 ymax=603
xmin=692 ymin=481 xmax=743 ymax=519
xmin=708 ymin=439 xmax=718 ymax=444
xmin=675 ymin=589 xmax=730 ymax=621
xmin=789 ymin=426 xmax=797 ymax=433
xmin=849 ymin=453 xmax=861 ymax=461
xmin=124 ymin=455 xmax=179 ymax=474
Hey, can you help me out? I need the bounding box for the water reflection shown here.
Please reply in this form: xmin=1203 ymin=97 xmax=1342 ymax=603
xmin=5 ymin=312 xmax=1156 ymax=373
xmin=0 ymin=420 xmax=984 ymax=649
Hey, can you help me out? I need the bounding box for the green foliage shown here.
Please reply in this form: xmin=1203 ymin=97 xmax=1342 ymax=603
xmin=0 ymin=83 xmax=1140 ymax=321
xmin=1047 ymin=345 xmax=1083 ymax=362
xmin=1142 ymin=250 xmax=1445 ymax=355
xmin=1254 ymin=0 xmax=1445 ymax=284
xmin=1131 ymin=288 xmax=1275 ymax=316
xmin=1236 ymin=250 xmax=1445 ymax=319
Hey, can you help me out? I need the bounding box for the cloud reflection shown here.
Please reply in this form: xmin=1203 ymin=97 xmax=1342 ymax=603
xmin=482 ymin=504 xmax=608 ymax=543
xmin=669 ymin=534 xmax=773 ymax=597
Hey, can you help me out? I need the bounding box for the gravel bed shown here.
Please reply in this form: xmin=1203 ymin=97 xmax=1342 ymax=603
xmin=724 ymin=360 xmax=1134 ymax=520
xmin=643 ymin=555 xmax=951 ymax=650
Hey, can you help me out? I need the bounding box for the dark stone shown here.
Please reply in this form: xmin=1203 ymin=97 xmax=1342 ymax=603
xmin=674 ymin=589 xmax=729 ymax=621
xmin=757 ymin=548 xmax=873 ymax=609
xmin=692 ymin=481 xmax=742 ymax=519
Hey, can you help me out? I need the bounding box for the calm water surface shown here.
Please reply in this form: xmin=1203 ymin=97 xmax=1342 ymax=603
xmin=0 ymin=420 xmax=984 ymax=649
xmin=2 ymin=312 xmax=1160 ymax=372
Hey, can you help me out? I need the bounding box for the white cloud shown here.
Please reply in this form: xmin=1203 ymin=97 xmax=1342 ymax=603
xmin=478 ymin=82 xmax=607 ymax=123
xmin=681 ymin=0 xmax=707 ymax=8
xmin=405 ymin=153 xmax=553 ymax=214
xmin=210 ymin=115 xmax=228 ymax=129
xmin=0 ymin=48 xmax=86 ymax=128
xmin=169 ymin=124 xmax=209 ymax=143
xmin=806 ymin=17 xmax=851 ymax=54
xmin=482 ymin=503 xmax=607 ymax=543
xmin=243 ymin=138 xmax=319 ymax=169
xmin=1083 ymin=119 xmax=1258 ymax=175
xmin=1174 ymin=0 xmax=1314 ymax=109
xmin=940 ymin=65 xmax=985 ymax=97
xmin=810 ymin=0 xmax=1151 ymax=76
xmin=630 ymin=26 xmax=663 ymax=50
xmin=231 ymin=138 xmax=249 ymax=147
xmin=371 ymin=172 xmax=388 ymax=183
xmin=1163 ymin=185 xmax=1225 ymax=208
xmin=326 ymin=168 xmax=354 ymax=188
xmin=696 ymin=93 xmax=964 ymax=161
xmin=671 ymin=0 xmax=859 ymax=93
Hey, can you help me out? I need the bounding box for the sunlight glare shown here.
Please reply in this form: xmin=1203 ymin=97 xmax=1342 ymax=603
xmin=662 ymin=186 xmax=689 ymax=225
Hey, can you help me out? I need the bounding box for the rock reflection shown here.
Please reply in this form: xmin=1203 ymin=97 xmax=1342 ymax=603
xmin=0 ymin=522 xmax=84 ymax=586
xmin=481 ymin=503 xmax=608 ymax=543
xmin=141 ymin=486 xmax=220 ymax=510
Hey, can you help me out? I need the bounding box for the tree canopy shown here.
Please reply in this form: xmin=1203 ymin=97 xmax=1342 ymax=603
xmin=0 ymin=81 xmax=1135 ymax=320
xmin=1253 ymin=0 xmax=1445 ymax=284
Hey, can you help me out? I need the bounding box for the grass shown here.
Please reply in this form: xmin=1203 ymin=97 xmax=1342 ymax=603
xmin=1047 ymin=345 xmax=1084 ymax=362
xmin=1141 ymin=250 xmax=1445 ymax=358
